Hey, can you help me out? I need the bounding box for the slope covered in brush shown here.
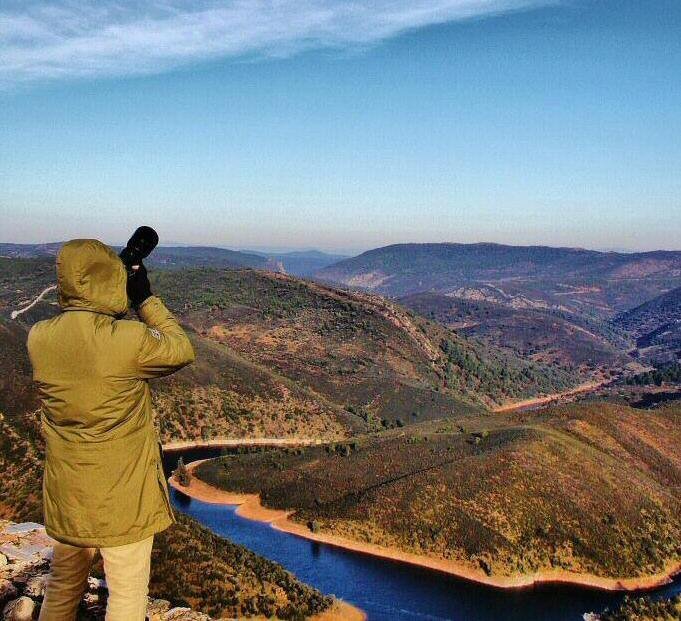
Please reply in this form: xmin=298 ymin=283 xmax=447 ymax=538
xmin=152 ymin=267 xmax=577 ymax=418
xmin=196 ymin=401 xmax=681 ymax=582
xmin=401 ymin=292 xmax=631 ymax=380
xmin=613 ymin=285 xmax=681 ymax=365
xmin=0 ymin=318 xmax=43 ymax=521
xmin=0 ymin=320 xmax=335 ymax=620
xmin=0 ymin=256 xmax=584 ymax=435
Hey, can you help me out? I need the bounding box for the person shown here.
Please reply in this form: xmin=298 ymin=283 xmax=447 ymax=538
xmin=27 ymin=239 xmax=195 ymax=621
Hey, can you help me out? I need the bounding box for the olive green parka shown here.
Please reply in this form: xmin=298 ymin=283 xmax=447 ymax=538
xmin=27 ymin=239 xmax=195 ymax=547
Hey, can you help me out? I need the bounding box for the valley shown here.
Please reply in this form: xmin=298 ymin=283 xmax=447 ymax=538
xmin=2 ymin=241 xmax=681 ymax=619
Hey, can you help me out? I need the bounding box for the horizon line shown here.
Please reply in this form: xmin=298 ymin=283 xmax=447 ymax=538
xmin=3 ymin=238 xmax=681 ymax=255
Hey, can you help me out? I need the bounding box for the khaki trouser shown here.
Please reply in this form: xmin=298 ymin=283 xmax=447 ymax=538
xmin=39 ymin=536 xmax=153 ymax=621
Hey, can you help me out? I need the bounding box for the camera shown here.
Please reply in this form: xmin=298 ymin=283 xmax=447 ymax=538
xmin=119 ymin=226 xmax=159 ymax=275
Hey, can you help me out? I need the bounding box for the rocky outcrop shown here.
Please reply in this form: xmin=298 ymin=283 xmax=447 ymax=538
xmin=0 ymin=521 xmax=213 ymax=621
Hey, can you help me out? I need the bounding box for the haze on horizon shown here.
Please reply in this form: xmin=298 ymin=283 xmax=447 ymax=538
xmin=1 ymin=0 xmax=680 ymax=253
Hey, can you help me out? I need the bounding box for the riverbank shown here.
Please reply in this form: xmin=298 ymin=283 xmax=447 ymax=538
xmin=162 ymin=437 xmax=324 ymax=451
xmin=169 ymin=460 xmax=681 ymax=593
xmin=311 ymin=600 xmax=367 ymax=621
xmin=169 ymin=460 xmax=366 ymax=621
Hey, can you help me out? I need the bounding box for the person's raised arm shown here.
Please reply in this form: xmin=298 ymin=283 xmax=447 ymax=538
xmin=129 ymin=263 xmax=195 ymax=378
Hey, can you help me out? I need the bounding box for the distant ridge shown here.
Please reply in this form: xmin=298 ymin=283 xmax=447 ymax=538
xmin=315 ymin=242 xmax=681 ymax=316
xmin=0 ymin=242 xmax=267 ymax=270
xmin=242 ymin=249 xmax=350 ymax=276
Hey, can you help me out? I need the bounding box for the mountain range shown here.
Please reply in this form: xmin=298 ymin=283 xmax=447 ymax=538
xmin=315 ymin=242 xmax=681 ymax=318
xmin=2 ymin=240 xmax=681 ymax=618
xmin=0 ymin=243 xmax=345 ymax=277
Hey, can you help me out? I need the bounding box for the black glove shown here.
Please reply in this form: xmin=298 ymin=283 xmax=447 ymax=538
xmin=127 ymin=262 xmax=152 ymax=309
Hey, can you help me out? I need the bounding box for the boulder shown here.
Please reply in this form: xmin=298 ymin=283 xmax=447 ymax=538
xmin=23 ymin=573 xmax=48 ymax=598
xmin=162 ymin=607 xmax=212 ymax=620
xmin=146 ymin=598 xmax=172 ymax=620
xmin=2 ymin=596 xmax=35 ymax=621
xmin=0 ymin=580 xmax=17 ymax=605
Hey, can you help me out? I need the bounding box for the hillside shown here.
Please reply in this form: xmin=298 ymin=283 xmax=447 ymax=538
xmin=0 ymin=255 xmax=586 ymax=428
xmin=400 ymin=292 xmax=632 ymax=381
xmin=0 ymin=242 xmax=269 ymax=270
xmin=0 ymin=257 xmax=57 ymax=322
xmin=151 ymin=331 xmax=362 ymax=443
xmin=594 ymin=594 xmax=681 ymax=620
xmin=316 ymin=243 xmax=681 ymax=317
xmin=151 ymin=267 xmax=578 ymax=416
xmin=613 ymin=286 xmax=681 ymax=366
xmin=0 ymin=317 xmax=43 ymax=521
xmin=195 ymin=401 xmax=681 ymax=584
xmin=0 ymin=322 xmax=337 ymax=620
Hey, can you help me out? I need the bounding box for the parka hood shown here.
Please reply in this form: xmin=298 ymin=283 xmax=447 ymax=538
xmin=57 ymin=239 xmax=128 ymax=316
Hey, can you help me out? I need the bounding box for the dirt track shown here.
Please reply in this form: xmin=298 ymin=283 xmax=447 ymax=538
xmin=492 ymin=380 xmax=609 ymax=413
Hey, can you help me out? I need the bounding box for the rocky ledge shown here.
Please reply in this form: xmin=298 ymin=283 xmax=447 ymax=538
xmin=0 ymin=521 xmax=213 ymax=621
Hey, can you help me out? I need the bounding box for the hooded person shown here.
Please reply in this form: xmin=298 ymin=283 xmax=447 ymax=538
xmin=27 ymin=239 xmax=195 ymax=621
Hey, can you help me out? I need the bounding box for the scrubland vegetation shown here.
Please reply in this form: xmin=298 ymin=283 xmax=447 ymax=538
xmin=152 ymin=267 xmax=581 ymax=420
xmin=0 ymin=316 xmax=334 ymax=620
xmin=597 ymin=594 xmax=681 ymax=620
xmin=625 ymin=364 xmax=681 ymax=387
xmin=196 ymin=401 xmax=681 ymax=581
xmin=2 ymin=254 xmax=681 ymax=617
xmin=148 ymin=514 xmax=333 ymax=619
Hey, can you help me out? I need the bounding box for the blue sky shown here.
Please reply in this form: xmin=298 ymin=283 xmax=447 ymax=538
xmin=1 ymin=0 xmax=680 ymax=253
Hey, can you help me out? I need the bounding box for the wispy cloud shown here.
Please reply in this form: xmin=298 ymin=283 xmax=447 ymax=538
xmin=1 ymin=1 xmax=554 ymax=87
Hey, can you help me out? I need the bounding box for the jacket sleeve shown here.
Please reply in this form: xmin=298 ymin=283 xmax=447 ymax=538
xmin=135 ymin=296 xmax=195 ymax=378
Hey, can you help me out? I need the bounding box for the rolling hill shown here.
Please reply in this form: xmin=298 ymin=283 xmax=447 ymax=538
xmin=613 ymin=286 xmax=681 ymax=366
xmin=195 ymin=401 xmax=681 ymax=584
xmin=315 ymin=243 xmax=681 ymax=318
xmin=2 ymin=251 xmax=680 ymax=615
xmin=400 ymin=292 xmax=632 ymax=381
xmin=0 ymin=242 xmax=269 ymax=270
xmin=149 ymin=267 xmax=578 ymax=417
xmin=1 ymin=256 xmax=579 ymax=437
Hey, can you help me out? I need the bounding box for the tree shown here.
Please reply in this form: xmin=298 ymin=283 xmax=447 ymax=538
xmin=174 ymin=457 xmax=191 ymax=487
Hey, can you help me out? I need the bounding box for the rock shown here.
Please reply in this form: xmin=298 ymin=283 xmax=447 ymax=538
xmin=2 ymin=596 xmax=35 ymax=621
xmin=23 ymin=574 xmax=48 ymax=598
xmin=0 ymin=522 xmax=215 ymax=621
xmin=147 ymin=598 xmax=172 ymax=620
xmin=0 ymin=580 xmax=17 ymax=605
xmin=82 ymin=592 xmax=106 ymax=617
xmin=87 ymin=576 xmax=105 ymax=592
xmin=1 ymin=524 xmax=43 ymax=536
xmin=5 ymin=560 xmax=46 ymax=586
xmin=162 ymin=607 xmax=212 ymax=620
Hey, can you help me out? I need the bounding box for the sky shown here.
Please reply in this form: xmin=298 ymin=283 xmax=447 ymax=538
xmin=1 ymin=0 xmax=680 ymax=254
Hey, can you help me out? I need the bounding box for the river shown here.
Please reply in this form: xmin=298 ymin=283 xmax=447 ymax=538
xmin=162 ymin=446 xmax=681 ymax=621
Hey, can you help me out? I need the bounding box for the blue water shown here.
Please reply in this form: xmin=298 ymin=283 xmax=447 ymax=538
xmin=164 ymin=447 xmax=681 ymax=621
